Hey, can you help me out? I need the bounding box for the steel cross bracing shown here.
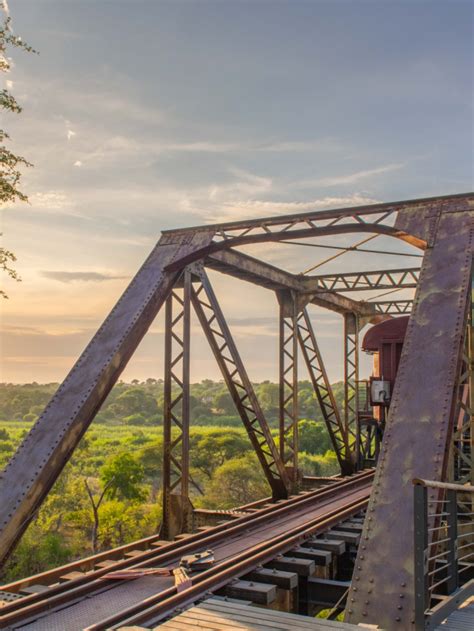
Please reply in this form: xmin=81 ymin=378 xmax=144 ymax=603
xmin=311 ymin=267 xmax=420 ymax=292
xmin=296 ymin=308 xmax=352 ymax=474
xmin=190 ymin=266 xmax=291 ymax=499
xmin=372 ymin=299 xmax=413 ymax=315
xmin=161 ymin=271 xmax=192 ymax=540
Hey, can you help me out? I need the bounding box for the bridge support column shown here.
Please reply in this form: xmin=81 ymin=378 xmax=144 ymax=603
xmin=161 ymin=269 xmax=192 ymax=540
xmin=343 ymin=312 xmax=360 ymax=468
xmin=278 ymin=290 xmax=299 ymax=488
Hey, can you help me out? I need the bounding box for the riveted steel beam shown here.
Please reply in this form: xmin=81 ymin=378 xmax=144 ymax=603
xmin=346 ymin=208 xmax=473 ymax=629
xmin=0 ymin=231 xmax=214 ymax=565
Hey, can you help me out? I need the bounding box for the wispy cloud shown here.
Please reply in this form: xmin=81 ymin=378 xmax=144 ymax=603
xmin=41 ymin=271 xmax=128 ymax=283
xmin=295 ymin=163 xmax=405 ymax=189
xmin=203 ymin=193 xmax=379 ymax=223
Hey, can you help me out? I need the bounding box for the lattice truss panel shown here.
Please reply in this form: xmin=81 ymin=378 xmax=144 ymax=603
xmin=161 ymin=272 xmax=191 ymax=538
xmin=344 ymin=313 xmax=359 ymax=456
xmin=296 ymin=309 xmax=351 ymax=474
xmin=191 ymin=267 xmax=290 ymax=499
xmin=279 ymin=297 xmax=299 ymax=479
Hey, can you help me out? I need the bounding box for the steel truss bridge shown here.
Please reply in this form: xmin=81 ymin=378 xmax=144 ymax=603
xmin=0 ymin=193 xmax=472 ymax=630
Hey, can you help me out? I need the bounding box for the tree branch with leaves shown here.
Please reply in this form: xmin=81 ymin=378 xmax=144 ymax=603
xmin=1 ymin=5 xmax=37 ymax=297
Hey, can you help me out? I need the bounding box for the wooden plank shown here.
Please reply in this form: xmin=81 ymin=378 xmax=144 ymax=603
xmin=307 ymin=578 xmax=350 ymax=606
xmin=58 ymin=571 xmax=85 ymax=582
xmin=305 ymin=538 xmax=345 ymax=555
xmin=201 ymin=599 xmax=356 ymax=629
xmin=178 ymin=608 xmax=280 ymax=630
xmin=325 ymin=530 xmax=360 ymax=546
xmin=225 ymin=580 xmax=276 ymax=605
xmin=195 ymin=605 xmax=334 ymax=630
xmin=267 ymin=556 xmax=315 ymax=577
xmin=289 ymin=546 xmax=332 ymax=566
xmin=244 ymin=568 xmax=298 ymax=590
xmin=334 ymin=522 xmax=363 ymax=534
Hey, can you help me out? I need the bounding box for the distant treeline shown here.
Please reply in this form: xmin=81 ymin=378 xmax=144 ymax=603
xmin=0 ymin=379 xmax=345 ymax=427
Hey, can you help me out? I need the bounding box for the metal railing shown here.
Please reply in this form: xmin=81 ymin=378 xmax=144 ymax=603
xmin=414 ymin=478 xmax=474 ymax=629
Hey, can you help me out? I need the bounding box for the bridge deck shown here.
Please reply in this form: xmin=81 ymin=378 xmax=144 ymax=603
xmin=155 ymin=597 xmax=371 ymax=630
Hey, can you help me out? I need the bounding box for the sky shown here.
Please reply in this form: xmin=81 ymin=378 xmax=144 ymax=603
xmin=1 ymin=0 xmax=472 ymax=384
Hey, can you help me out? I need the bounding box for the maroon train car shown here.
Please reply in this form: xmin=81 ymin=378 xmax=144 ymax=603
xmin=362 ymin=315 xmax=409 ymax=415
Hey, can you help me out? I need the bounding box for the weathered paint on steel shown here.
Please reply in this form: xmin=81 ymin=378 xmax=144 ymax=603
xmin=0 ymin=231 xmax=214 ymax=565
xmin=345 ymin=208 xmax=473 ymax=629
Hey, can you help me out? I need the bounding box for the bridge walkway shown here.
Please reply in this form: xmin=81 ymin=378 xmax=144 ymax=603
xmin=435 ymin=600 xmax=474 ymax=630
xmin=154 ymin=597 xmax=375 ymax=630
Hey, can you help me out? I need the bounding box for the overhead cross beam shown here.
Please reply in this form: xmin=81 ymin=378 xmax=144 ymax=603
xmin=310 ymin=267 xmax=420 ymax=292
xmin=206 ymin=250 xmax=380 ymax=317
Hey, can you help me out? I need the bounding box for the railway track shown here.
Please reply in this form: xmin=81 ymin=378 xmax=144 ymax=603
xmin=0 ymin=469 xmax=374 ymax=630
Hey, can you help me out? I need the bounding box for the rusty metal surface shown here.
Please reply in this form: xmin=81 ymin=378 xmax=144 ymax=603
xmin=346 ymin=208 xmax=473 ymax=629
xmin=0 ymin=230 xmax=214 ymax=565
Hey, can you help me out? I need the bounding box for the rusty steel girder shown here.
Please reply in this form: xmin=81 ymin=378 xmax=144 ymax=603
xmin=346 ymin=206 xmax=473 ymax=629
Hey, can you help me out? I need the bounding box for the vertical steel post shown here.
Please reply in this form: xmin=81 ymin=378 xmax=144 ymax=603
xmin=469 ymin=270 xmax=473 ymax=487
xmin=279 ymin=291 xmax=299 ymax=486
xmin=446 ymin=489 xmax=459 ymax=594
xmin=161 ymin=270 xmax=192 ymax=539
xmin=414 ymin=483 xmax=429 ymax=631
xmin=344 ymin=312 xmax=359 ymax=467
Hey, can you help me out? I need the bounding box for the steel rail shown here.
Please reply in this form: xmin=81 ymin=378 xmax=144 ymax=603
xmin=0 ymin=471 xmax=364 ymax=595
xmin=0 ymin=470 xmax=374 ymax=626
xmin=86 ymin=493 xmax=370 ymax=630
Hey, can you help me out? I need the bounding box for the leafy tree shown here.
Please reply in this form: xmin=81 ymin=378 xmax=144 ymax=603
xmin=198 ymin=453 xmax=270 ymax=509
xmin=213 ymin=391 xmax=236 ymax=415
xmin=1 ymin=7 xmax=37 ymax=297
xmin=191 ymin=429 xmax=251 ymax=479
xmin=100 ymin=452 xmax=146 ymax=501
xmin=109 ymin=388 xmax=158 ymax=419
xmin=298 ymin=419 xmax=331 ymax=455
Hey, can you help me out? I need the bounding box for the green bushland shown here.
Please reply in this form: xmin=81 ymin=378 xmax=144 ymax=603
xmin=0 ymin=380 xmax=343 ymax=581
